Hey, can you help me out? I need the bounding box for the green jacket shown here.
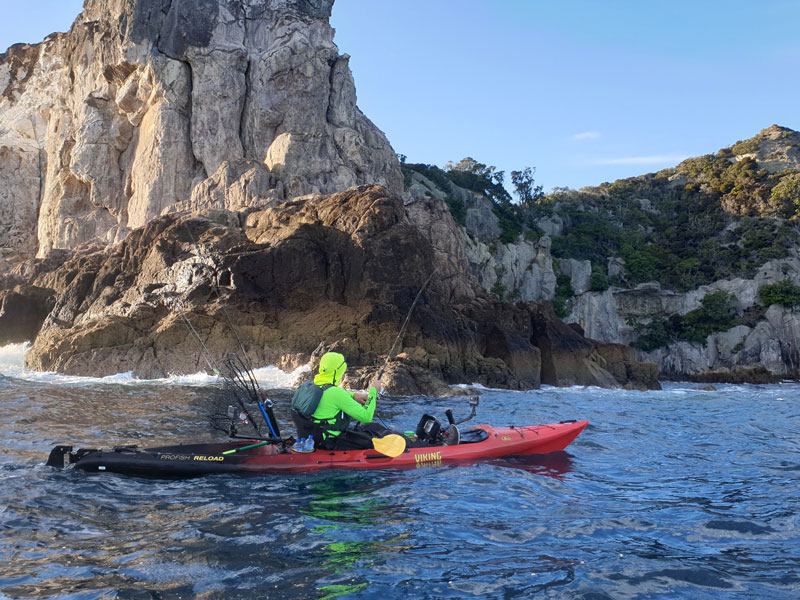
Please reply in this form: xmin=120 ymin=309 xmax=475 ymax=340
xmin=312 ymin=370 xmax=377 ymax=439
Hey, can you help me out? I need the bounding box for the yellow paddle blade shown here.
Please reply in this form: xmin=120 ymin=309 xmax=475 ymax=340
xmin=372 ymin=434 xmax=406 ymax=458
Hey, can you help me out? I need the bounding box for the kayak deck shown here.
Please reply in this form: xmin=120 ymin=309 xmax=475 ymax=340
xmin=47 ymin=421 xmax=588 ymax=477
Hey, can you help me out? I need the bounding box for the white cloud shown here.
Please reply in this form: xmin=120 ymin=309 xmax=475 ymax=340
xmin=571 ymin=131 xmax=601 ymax=141
xmin=592 ymin=155 xmax=689 ymax=166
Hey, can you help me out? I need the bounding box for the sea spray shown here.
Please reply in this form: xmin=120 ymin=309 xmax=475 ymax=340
xmin=0 ymin=342 xmax=310 ymax=390
xmin=0 ymin=342 xmax=29 ymax=369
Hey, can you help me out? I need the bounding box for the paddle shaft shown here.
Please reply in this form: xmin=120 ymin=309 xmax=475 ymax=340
xmin=220 ymin=433 xmax=404 ymax=457
xmin=222 ymin=440 xmax=273 ymax=455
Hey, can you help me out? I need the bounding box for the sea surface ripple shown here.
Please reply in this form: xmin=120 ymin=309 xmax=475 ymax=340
xmin=0 ymin=357 xmax=798 ymax=599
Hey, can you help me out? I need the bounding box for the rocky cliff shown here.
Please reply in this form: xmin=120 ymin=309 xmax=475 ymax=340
xmin=9 ymin=186 xmax=658 ymax=392
xmin=563 ymin=126 xmax=800 ymax=382
xmin=0 ymin=0 xmax=402 ymax=267
xmin=568 ymin=257 xmax=800 ymax=382
xmin=0 ymin=0 xmax=662 ymax=392
xmin=405 ymin=168 xmax=558 ymax=302
xmin=402 ymin=126 xmax=800 ymax=383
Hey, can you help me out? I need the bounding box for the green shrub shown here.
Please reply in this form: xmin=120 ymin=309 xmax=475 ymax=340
xmin=444 ymin=196 xmax=466 ymax=226
xmin=620 ymin=242 xmax=660 ymax=284
xmin=552 ymin=273 xmax=573 ymax=318
xmin=589 ymin=265 xmax=609 ymax=291
xmin=631 ymin=290 xmax=737 ymax=349
xmin=444 ymin=158 xmax=512 ymax=205
xmin=490 ymin=281 xmax=507 ymax=300
xmin=731 ymin=138 xmax=760 ymax=155
xmin=679 ymin=290 xmax=737 ymax=344
xmin=551 ymin=297 xmax=568 ymax=319
xmin=549 ymin=212 xmax=622 ymax=263
xmin=630 ymin=316 xmax=679 ymax=352
xmin=768 ymin=174 xmax=800 ymax=218
xmin=524 ymin=228 xmax=542 ymax=243
xmin=497 ymin=214 xmax=522 ymax=244
xmin=758 ymin=279 xmax=800 ymax=307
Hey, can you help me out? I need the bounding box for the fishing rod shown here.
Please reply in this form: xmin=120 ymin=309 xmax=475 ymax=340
xmin=377 ymin=269 xmax=436 ymax=381
xmin=179 ymin=219 xmax=281 ymax=439
xmin=359 ymin=270 xmax=436 ymax=432
xmin=173 ymin=302 xmax=268 ymax=436
xmin=168 ymin=292 xmax=263 ymax=437
xmin=170 ymin=295 xmax=220 ymax=376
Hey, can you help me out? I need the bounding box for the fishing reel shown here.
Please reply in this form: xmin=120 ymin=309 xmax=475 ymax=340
xmin=225 ymin=405 xmax=249 ymax=437
xmin=414 ymin=396 xmax=479 ymax=446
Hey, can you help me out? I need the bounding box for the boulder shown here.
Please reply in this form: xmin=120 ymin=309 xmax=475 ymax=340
xmin=528 ymin=301 xmax=657 ymax=389
xmin=559 ymin=258 xmax=592 ymax=295
xmin=464 ymin=194 xmax=502 ymax=241
xmin=0 ymin=284 xmax=55 ymax=344
xmin=686 ymin=366 xmax=781 ymax=385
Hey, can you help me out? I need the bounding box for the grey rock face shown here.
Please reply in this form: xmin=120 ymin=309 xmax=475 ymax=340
xmin=405 ymin=175 xmax=559 ymax=303
xmin=536 ymin=214 xmax=563 ymax=237
xmin=732 ymin=124 xmax=800 ymax=174
xmin=464 ymin=195 xmax=502 ymax=241
xmin=559 ymin=258 xmax=591 ymax=295
xmin=462 ymin=233 xmax=556 ymax=302
xmin=638 ymin=306 xmax=800 ymax=381
xmin=568 ymin=256 xmax=800 ymax=378
xmin=0 ymin=0 xmax=402 ymax=262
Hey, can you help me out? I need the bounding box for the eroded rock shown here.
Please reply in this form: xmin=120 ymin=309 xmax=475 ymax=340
xmin=23 ymin=186 xmax=659 ymax=392
xmin=0 ymin=283 xmax=55 ymax=344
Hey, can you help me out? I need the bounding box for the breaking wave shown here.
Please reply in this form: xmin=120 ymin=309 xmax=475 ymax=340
xmin=0 ymin=342 xmax=309 ymax=389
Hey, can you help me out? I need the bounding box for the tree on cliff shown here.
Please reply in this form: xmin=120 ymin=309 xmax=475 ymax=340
xmin=511 ymin=167 xmax=544 ymax=207
xmin=444 ymin=157 xmax=511 ymax=205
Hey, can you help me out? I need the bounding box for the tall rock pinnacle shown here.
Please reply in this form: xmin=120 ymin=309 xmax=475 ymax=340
xmin=0 ymin=0 xmax=403 ymax=264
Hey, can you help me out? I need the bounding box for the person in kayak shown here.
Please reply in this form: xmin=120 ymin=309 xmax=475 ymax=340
xmin=291 ymin=351 xmax=390 ymax=450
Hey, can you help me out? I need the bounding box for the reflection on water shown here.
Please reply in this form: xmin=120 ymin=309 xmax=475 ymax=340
xmin=488 ymin=451 xmax=574 ymax=478
xmin=302 ymin=474 xmax=398 ymax=525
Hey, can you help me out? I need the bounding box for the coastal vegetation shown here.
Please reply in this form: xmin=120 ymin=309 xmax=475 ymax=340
xmin=402 ymin=159 xmax=526 ymax=243
xmin=629 ymin=290 xmax=738 ymax=351
xmin=539 ymin=158 xmax=800 ymax=292
xmin=401 ymin=127 xmax=800 ymax=353
xmin=401 ymin=131 xmax=800 ymax=295
xmin=551 ymin=259 xmax=573 ymax=318
xmin=758 ymin=279 xmax=800 ymax=308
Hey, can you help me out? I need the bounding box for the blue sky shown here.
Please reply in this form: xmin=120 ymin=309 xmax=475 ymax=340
xmin=3 ymin=0 xmax=798 ymax=192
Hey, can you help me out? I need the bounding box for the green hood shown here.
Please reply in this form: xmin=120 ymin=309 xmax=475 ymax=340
xmin=314 ymin=352 xmax=347 ymax=387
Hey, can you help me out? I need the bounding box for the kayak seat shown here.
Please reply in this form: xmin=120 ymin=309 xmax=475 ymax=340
xmin=459 ymin=428 xmax=490 ymax=444
xmin=442 ymin=424 xmax=460 ymax=445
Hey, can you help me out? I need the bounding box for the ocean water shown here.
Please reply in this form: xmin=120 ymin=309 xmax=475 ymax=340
xmin=0 ymin=344 xmax=798 ymax=599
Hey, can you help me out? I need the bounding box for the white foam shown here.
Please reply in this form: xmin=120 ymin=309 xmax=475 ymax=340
xmin=451 ymin=382 xmax=494 ymax=391
xmin=253 ymin=363 xmax=310 ymax=389
xmin=0 ymin=342 xmax=310 ymax=389
xmin=0 ymin=365 xmax=217 ymax=387
xmin=0 ymin=342 xmax=29 ymax=369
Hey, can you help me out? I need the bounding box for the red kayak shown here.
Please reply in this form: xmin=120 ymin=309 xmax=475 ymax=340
xmin=46 ymin=420 xmax=588 ymax=476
